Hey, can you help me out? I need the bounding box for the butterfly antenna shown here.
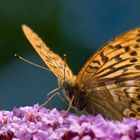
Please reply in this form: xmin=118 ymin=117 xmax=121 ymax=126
xmin=63 ymin=54 xmax=67 ymax=80
xmin=15 ymin=54 xmax=51 ymax=72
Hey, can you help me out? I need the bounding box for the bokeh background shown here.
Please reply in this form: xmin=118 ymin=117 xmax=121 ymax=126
xmin=0 ymin=0 xmax=140 ymax=110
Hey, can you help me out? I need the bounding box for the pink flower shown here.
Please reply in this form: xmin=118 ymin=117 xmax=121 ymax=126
xmin=0 ymin=104 xmax=139 ymax=140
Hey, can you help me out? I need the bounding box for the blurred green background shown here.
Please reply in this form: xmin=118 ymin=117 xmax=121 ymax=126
xmin=0 ymin=0 xmax=140 ymax=110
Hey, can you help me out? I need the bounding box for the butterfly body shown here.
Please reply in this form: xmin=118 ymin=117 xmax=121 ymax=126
xmin=22 ymin=25 xmax=140 ymax=120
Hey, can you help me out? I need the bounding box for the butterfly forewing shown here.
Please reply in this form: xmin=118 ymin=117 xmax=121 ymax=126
xmin=22 ymin=25 xmax=74 ymax=82
xmin=75 ymin=27 xmax=140 ymax=119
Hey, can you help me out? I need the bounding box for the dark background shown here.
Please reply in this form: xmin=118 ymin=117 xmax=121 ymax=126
xmin=0 ymin=0 xmax=140 ymax=110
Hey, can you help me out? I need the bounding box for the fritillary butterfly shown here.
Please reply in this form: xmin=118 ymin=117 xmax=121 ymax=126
xmin=22 ymin=25 xmax=140 ymax=120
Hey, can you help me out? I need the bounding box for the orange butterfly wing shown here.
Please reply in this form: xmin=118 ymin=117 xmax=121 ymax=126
xmin=22 ymin=25 xmax=75 ymax=83
xmin=75 ymin=27 xmax=140 ymax=119
xmin=76 ymin=27 xmax=140 ymax=84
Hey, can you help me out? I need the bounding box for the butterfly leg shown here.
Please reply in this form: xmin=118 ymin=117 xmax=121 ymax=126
xmin=63 ymin=96 xmax=74 ymax=117
xmin=41 ymin=91 xmax=59 ymax=106
xmin=41 ymin=87 xmax=69 ymax=107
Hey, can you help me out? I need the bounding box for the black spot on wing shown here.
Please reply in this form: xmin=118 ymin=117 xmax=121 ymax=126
xmin=114 ymin=55 xmax=122 ymax=62
xmin=136 ymin=88 xmax=140 ymax=92
xmin=92 ymin=60 xmax=100 ymax=65
xmin=136 ymin=38 xmax=140 ymax=42
xmin=135 ymin=65 xmax=140 ymax=70
xmin=130 ymin=51 xmax=137 ymax=56
xmin=136 ymin=39 xmax=140 ymax=42
xmin=124 ymin=46 xmax=130 ymax=52
xmin=130 ymin=58 xmax=137 ymax=63
xmin=115 ymin=44 xmax=123 ymax=49
xmin=134 ymin=44 xmax=139 ymax=48
xmin=100 ymin=52 xmax=109 ymax=63
xmin=129 ymin=113 xmax=136 ymax=117
xmin=109 ymin=44 xmax=122 ymax=50
xmin=137 ymin=107 xmax=140 ymax=112
xmin=137 ymin=95 xmax=140 ymax=100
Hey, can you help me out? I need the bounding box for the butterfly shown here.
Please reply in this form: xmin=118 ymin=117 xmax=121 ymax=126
xmin=22 ymin=24 xmax=140 ymax=120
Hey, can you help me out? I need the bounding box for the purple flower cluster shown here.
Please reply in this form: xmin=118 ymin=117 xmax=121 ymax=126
xmin=0 ymin=104 xmax=140 ymax=140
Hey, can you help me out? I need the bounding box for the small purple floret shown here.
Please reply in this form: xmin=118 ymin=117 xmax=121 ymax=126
xmin=0 ymin=104 xmax=140 ymax=140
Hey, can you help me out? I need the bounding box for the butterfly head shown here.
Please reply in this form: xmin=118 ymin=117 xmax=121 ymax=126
xmin=58 ymin=76 xmax=76 ymax=103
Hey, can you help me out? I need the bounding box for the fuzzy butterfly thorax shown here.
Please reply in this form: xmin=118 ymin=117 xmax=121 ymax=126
xmin=22 ymin=24 xmax=140 ymax=120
